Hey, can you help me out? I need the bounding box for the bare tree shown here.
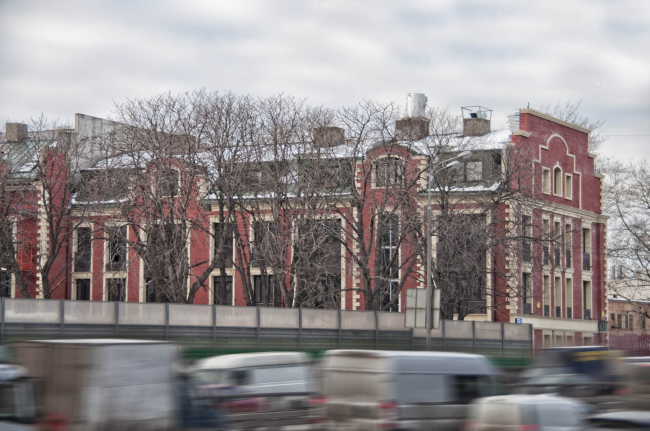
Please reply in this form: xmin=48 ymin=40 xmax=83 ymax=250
xmin=605 ymin=160 xmax=650 ymax=319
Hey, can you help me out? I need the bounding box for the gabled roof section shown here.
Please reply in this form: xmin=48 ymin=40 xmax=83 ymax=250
xmin=520 ymin=109 xmax=591 ymax=134
xmin=1 ymin=139 xmax=49 ymax=181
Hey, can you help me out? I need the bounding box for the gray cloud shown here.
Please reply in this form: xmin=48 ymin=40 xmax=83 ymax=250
xmin=1 ymin=0 xmax=649 ymax=159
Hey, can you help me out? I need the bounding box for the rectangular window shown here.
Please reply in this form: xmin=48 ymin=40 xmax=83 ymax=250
xmin=583 ymin=280 xmax=592 ymax=320
xmin=375 ymin=158 xmax=403 ymax=187
xmin=582 ymin=228 xmax=592 ymax=271
xmin=213 ymin=223 xmax=234 ymax=268
xmin=252 ymin=221 xmax=277 ymax=268
xmin=565 ymin=223 xmax=572 ymax=268
xmin=466 ymin=161 xmax=483 ymax=181
xmin=213 ymin=275 xmax=233 ymax=305
xmin=554 ymin=221 xmax=561 ymax=267
xmin=566 ymin=278 xmax=573 ymax=319
xmin=543 ymin=275 xmax=550 ymax=317
xmin=554 ymin=276 xmax=562 ymax=317
xmin=565 ymin=174 xmax=573 ymax=200
xmin=294 ymin=219 xmax=342 ymax=309
xmin=542 ymin=168 xmax=551 ymax=194
xmin=522 ymin=215 xmax=532 ymax=263
xmin=0 ymin=272 xmax=11 ymax=298
xmin=542 ymin=219 xmax=550 ymax=266
xmin=629 ymin=314 xmax=634 ymax=331
xmin=378 ymin=214 xmax=400 ymax=312
xmin=522 ymin=272 xmax=532 ymax=315
xmin=107 ymin=278 xmax=126 ymax=301
xmin=76 ymin=279 xmax=90 ymax=300
xmin=105 ymin=225 xmax=126 ymax=271
xmin=253 ymin=274 xmax=274 ymax=304
xmin=617 ymin=314 xmax=622 ymax=328
xmin=74 ymin=227 xmax=92 ymax=273
xmin=643 ymin=316 xmax=646 ymax=330
xmin=553 ymin=167 xmax=562 ymax=195
xmin=145 ymin=279 xmax=171 ymax=303
xmin=154 ymin=168 xmax=179 ymax=197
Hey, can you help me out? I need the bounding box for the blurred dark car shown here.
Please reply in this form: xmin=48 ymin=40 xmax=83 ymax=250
xmin=584 ymin=411 xmax=650 ymax=429
xmin=519 ymin=373 xmax=602 ymax=397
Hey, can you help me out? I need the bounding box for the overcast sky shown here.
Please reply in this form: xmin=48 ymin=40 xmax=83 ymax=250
xmin=1 ymin=0 xmax=649 ymax=160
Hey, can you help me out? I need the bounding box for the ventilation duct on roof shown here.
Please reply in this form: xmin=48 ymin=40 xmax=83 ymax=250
xmin=5 ymin=123 xmax=28 ymax=142
xmin=461 ymin=106 xmax=492 ymax=136
xmin=396 ymin=93 xmax=430 ymax=141
xmin=313 ymin=126 xmax=345 ymax=148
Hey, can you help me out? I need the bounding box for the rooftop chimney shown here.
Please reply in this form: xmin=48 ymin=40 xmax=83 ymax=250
xmin=396 ymin=93 xmax=430 ymax=141
xmin=461 ymin=106 xmax=492 ymax=136
xmin=5 ymin=123 xmax=28 ymax=142
xmin=313 ymin=126 xmax=345 ymax=147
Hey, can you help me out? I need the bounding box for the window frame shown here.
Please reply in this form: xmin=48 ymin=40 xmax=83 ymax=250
xmin=212 ymin=275 xmax=234 ymax=306
xmin=378 ymin=213 xmax=400 ymax=312
xmin=542 ymin=167 xmax=551 ymax=194
xmin=74 ymin=225 xmax=93 ymax=273
xmin=153 ymin=167 xmax=180 ymax=198
xmin=104 ymin=224 xmax=127 ymax=273
xmin=565 ymin=173 xmax=573 ymax=200
xmin=212 ymin=222 xmax=235 ymax=269
xmin=373 ymin=157 xmax=405 ymax=188
xmin=104 ymin=276 xmax=127 ymax=302
xmin=465 ymin=161 xmax=483 ymax=182
xmin=554 ymin=276 xmax=562 ymax=317
xmin=566 ymin=277 xmax=574 ymax=318
xmin=73 ymin=278 xmax=91 ymax=301
xmin=553 ymin=166 xmax=563 ymax=196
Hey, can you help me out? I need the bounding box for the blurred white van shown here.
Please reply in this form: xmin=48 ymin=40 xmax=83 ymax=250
xmin=320 ymin=350 xmax=502 ymax=431
xmin=192 ymin=351 xmax=313 ymax=395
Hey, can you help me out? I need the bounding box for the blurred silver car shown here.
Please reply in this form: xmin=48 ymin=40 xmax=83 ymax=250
xmin=464 ymin=394 xmax=591 ymax=431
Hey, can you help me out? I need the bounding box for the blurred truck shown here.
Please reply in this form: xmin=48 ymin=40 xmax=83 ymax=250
xmin=518 ymin=346 xmax=623 ymax=397
xmin=9 ymin=339 xmax=179 ymax=431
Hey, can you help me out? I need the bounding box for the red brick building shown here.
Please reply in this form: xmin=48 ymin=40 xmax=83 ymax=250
xmin=0 ymin=101 xmax=607 ymax=347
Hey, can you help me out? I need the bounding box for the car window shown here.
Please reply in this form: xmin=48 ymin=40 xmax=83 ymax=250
xmin=229 ymin=370 xmax=250 ymax=386
xmin=396 ymin=374 xmax=448 ymax=404
xmin=537 ymin=404 xmax=581 ymax=427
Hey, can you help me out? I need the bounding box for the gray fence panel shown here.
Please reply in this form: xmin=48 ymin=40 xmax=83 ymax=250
xmin=0 ymin=301 xmax=532 ymax=362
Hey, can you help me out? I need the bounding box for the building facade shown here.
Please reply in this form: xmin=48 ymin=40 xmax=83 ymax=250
xmin=0 ymin=100 xmax=608 ymax=348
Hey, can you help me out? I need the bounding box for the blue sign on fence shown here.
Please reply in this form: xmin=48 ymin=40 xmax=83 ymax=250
xmin=515 ymin=318 xmax=522 ymax=324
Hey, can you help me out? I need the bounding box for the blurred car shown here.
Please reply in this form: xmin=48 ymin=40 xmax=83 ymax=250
xmin=463 ymin=394 xmax=592 ymax=431
xmin=618 ymin=360 xmax=650 ymax=410
xmin=519 ymin=373 xmax=601 ymax=398
xmin=320 ymin=350 xmax=504 ymax=431
xmin=584 ymin=411 xmax=650 ymax=429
